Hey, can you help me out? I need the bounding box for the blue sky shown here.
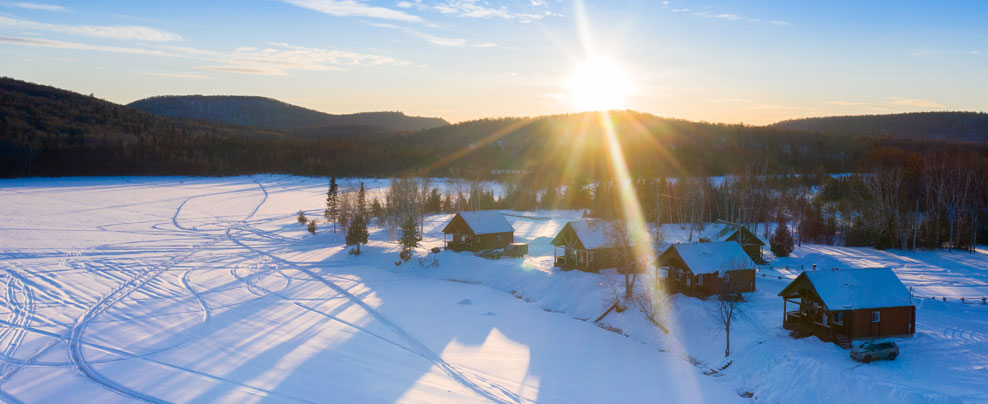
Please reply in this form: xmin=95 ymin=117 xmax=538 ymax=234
xmin=1 ymin=0 xmax=986 ymax=123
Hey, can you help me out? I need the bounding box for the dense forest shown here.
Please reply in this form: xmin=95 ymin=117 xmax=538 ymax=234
xmin=128 ymin=95 xmax=448 ymax=133
xmin=772 ymin=111 xmax=988 ymax=142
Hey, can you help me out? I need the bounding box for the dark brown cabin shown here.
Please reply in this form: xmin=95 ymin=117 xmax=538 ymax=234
xmin=551 ymin=220 xmax=634 ymax=272
xmin=778 ymin=268 xmax=915 ymax=347
xmin=698 ymin=222 xmax=765 ymax=264
xmin=658 ymin=241 xmax=756 ymax=297
xmin=442 ymin=211 xmax=514 ymax=252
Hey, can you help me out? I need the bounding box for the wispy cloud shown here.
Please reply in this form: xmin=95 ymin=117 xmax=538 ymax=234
xmin=886 ymin=97 xmax=943 ymax=108
xmin=827 ymin=100 xmax=868 ymax=106
xmin=0 ymin=15 xmax=181 ymax=41
xmin=0 ymin=35 xmax=411 ymax=76
xmin=281 ymin=0 xmax=422 ymax=22
xmin=0 ymin=35 xmax=174 ymax=55
xmin=2 ymin=1 xmax=66 ymax=12
xmin=679 ymin=7 xmax=790 ymax=25
xmin=369 ymin=22 xmax=466 ymax=47
xmin=143 ymin=72 xmax=210 ymax=79
xmin=400 ymin=0 xmax=555 ymax=22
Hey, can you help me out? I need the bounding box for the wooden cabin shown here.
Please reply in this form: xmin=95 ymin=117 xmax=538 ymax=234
xmin=778 ymin=268 xmax=915 ymax=346
xmin=658 ymin=241 xmax=756 ymax=297
xmin=551 ymin=220 xmax=634 ymax=272
xmin=698 ymin=221 xmax=765 ymax=264
xmin=442 ymin=211 xmax=514 ymax=252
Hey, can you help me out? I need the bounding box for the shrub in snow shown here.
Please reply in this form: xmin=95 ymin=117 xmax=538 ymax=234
xmin=307 ymin=219 xmax=316 ymax=234
xmin=346 ymin=215 xmax=369 ymax=254
xmin=297 ymin=210 xmax=307 ymax=225
xmin=770 ymin=221 xmax=794 ymax=257
xmin=400 ymin=216 xmax=419 ymax=251
xmin=399 ymin=248 xmax=412 ymax=262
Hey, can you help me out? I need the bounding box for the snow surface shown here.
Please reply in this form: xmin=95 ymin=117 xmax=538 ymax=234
xmin=0 ymin=176 xmax=985 ymax=403
xmin=445 ymin=211 xmax=514 ymax=235
xmin=791 ymin=268 xmax=913 ymax=310
xmin=664 ymin=241 xmax=756 ymax=275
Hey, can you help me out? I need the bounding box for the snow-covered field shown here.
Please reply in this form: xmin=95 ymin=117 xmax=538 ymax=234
xmin=0 ymin=176 xmax=985 ymax=403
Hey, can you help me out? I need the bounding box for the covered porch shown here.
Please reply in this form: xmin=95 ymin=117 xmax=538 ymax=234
xmin=554 ymin=246 xmax=590 ymax=270
xmin=782 ymin=298 xmax=846 ymax=342
xmin=444 ymin=233 xmax=475 ymax=251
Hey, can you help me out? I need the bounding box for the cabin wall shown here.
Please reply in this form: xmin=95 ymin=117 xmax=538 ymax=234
xmin=848 ymin=306 xmax=915 ymax=339
xmin=474 ymin=232 xmax=513 ymax=250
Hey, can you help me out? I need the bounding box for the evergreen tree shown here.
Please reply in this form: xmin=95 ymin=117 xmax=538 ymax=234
xmin=346 ymin=214 xmax=370 ymax=254
xmin=325 ymin=177 xmax=339 ymax=232
xmin=770 ymin=217 xmax=795 ymax=257
xmin=426 ymin=188 xmax=442 ymax=213
xmin=357 ymin=182 xmax=368 ymax=218
xmin=371 ymin=198 xmax=385 ymax=226
xmin=297 ymin=210 xmax=307 ymax=224
xmin=400 ymin=215 xmax=420 ymax=251
xmin=307 ymin=219 xmax=317 ymax=234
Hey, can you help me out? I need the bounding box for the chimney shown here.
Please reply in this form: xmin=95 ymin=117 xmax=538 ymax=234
xmin=812 ymin=264 xmax=816 ymax=271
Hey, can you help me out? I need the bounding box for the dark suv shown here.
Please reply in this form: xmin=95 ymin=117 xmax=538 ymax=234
xmin=850 ymin=341 xmax=899 ymax=363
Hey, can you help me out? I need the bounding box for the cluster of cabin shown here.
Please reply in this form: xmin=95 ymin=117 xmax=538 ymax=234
xmin=441 ymin=211 xmax=916 ymax=345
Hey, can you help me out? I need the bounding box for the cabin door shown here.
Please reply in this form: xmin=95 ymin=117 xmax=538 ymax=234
xmin=869 ymin=310 xmax=881 ymax=337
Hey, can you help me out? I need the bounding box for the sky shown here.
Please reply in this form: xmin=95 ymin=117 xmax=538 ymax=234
xmin=1 ymin=0 xmax=986 ymax=124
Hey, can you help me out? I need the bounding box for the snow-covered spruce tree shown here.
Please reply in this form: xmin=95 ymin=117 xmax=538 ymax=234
xmin=357 ymin=182 xmax=368 ymax=219
xmin=307 ymin=219 xmax=317 ymax=235
xmin=770 ymin=218 xmax=794 ymax=257
xmin=324 ymin=177 xmax=339 ymax=232
xmin=297 ymin=210 xmax=307 ymax=225
xmin=346 ymin=214 xmax=369 ymax=255
xmin=400 ymin=215 xmax=419 ymax=261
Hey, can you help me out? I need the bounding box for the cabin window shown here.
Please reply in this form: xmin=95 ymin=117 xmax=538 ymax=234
xmin=697 ymin=276 xmax=703 ymax=286
xmin=871 ymin=311 xmax=880 ymax=323
xmin=725 ymin=272 xmax=731 ymax=283
xmin=589 ymin=252 xmax=594 ymax=262
xmin=834 ymin=312 xmax=844 ymax=325
xmin=496 ymin=235 xmax=502 ymax=242
xmin=675 ymin=271 xmax=682 ymax=281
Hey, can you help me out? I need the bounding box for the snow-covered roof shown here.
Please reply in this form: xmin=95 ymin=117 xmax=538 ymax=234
xmin=664 ymin=241 xmax=755 ymax=275
xmin=557 ymin=220 xmax=633 ymax=250
xmin=699 ymin=223 xmax=736 ymax=242
xmin=445 ymin=210 xmax=513 ymax=234
xmin=784 ymin=268 xmax=912 ymax=310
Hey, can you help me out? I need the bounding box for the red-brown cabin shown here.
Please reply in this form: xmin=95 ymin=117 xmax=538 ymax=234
xmin=551 ymin=220 xmax=635 ymax=272
xmin=697 ymin=221 xmax=766 ymax=264
xmin=442 ymin=211 xmax=514 ymax=252
xmin=659 ymin=241 xmax=757 ymax=297
xmin=779 ymin=268 xmax=915 ymax=347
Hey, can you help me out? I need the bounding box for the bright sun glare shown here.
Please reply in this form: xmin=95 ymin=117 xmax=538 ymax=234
xmin=567 ymin=57 xmax=632 ymax=112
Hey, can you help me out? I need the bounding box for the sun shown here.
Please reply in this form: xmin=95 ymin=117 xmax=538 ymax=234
xmin=566 ymin=57 xmax=632 ymax=112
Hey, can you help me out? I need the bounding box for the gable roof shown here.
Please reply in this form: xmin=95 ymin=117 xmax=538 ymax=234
xmin=661 ymin=241 xmax=755 ymax=275
xmin=442 ymin=210 xmax=513 ymax=235
xmin=699 ymin=222 xmax=765 ymax=246
xmin=778 ymin=268 xmax=912 ymax=310
xmin=551 ymin=220 xmax=633 ymax=250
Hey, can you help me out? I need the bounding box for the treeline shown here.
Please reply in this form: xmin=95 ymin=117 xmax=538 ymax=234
xmin=8 ymin=77 xmax=988 ymax=181
xmin=772 ymin=111 xmax=988 ymax=142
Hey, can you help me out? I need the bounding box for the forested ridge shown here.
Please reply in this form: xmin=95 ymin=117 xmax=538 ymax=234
xmin=772 ymin=112 xmax=988 ymax=141
xmin=128 ymin=95 xmax=449 ymax=133
xmin=3 ymin=77 xmax=987 ymax=181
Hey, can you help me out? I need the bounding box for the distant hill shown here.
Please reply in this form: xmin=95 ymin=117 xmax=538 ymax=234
xmin=0 ymin=77 xmax=284 ymax=176
xmin=128 ymin=95 xmax=449 ymax=134
xmin=771 ymin=112 xmax=988 ymax=142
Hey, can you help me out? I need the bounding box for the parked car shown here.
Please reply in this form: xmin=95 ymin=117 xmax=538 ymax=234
xmin=851 ymin=341 xmax=899 ymax=363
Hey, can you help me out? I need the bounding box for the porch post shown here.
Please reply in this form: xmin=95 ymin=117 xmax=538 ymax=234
xmin=783 ymin=299 xmax=787 ymax=325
